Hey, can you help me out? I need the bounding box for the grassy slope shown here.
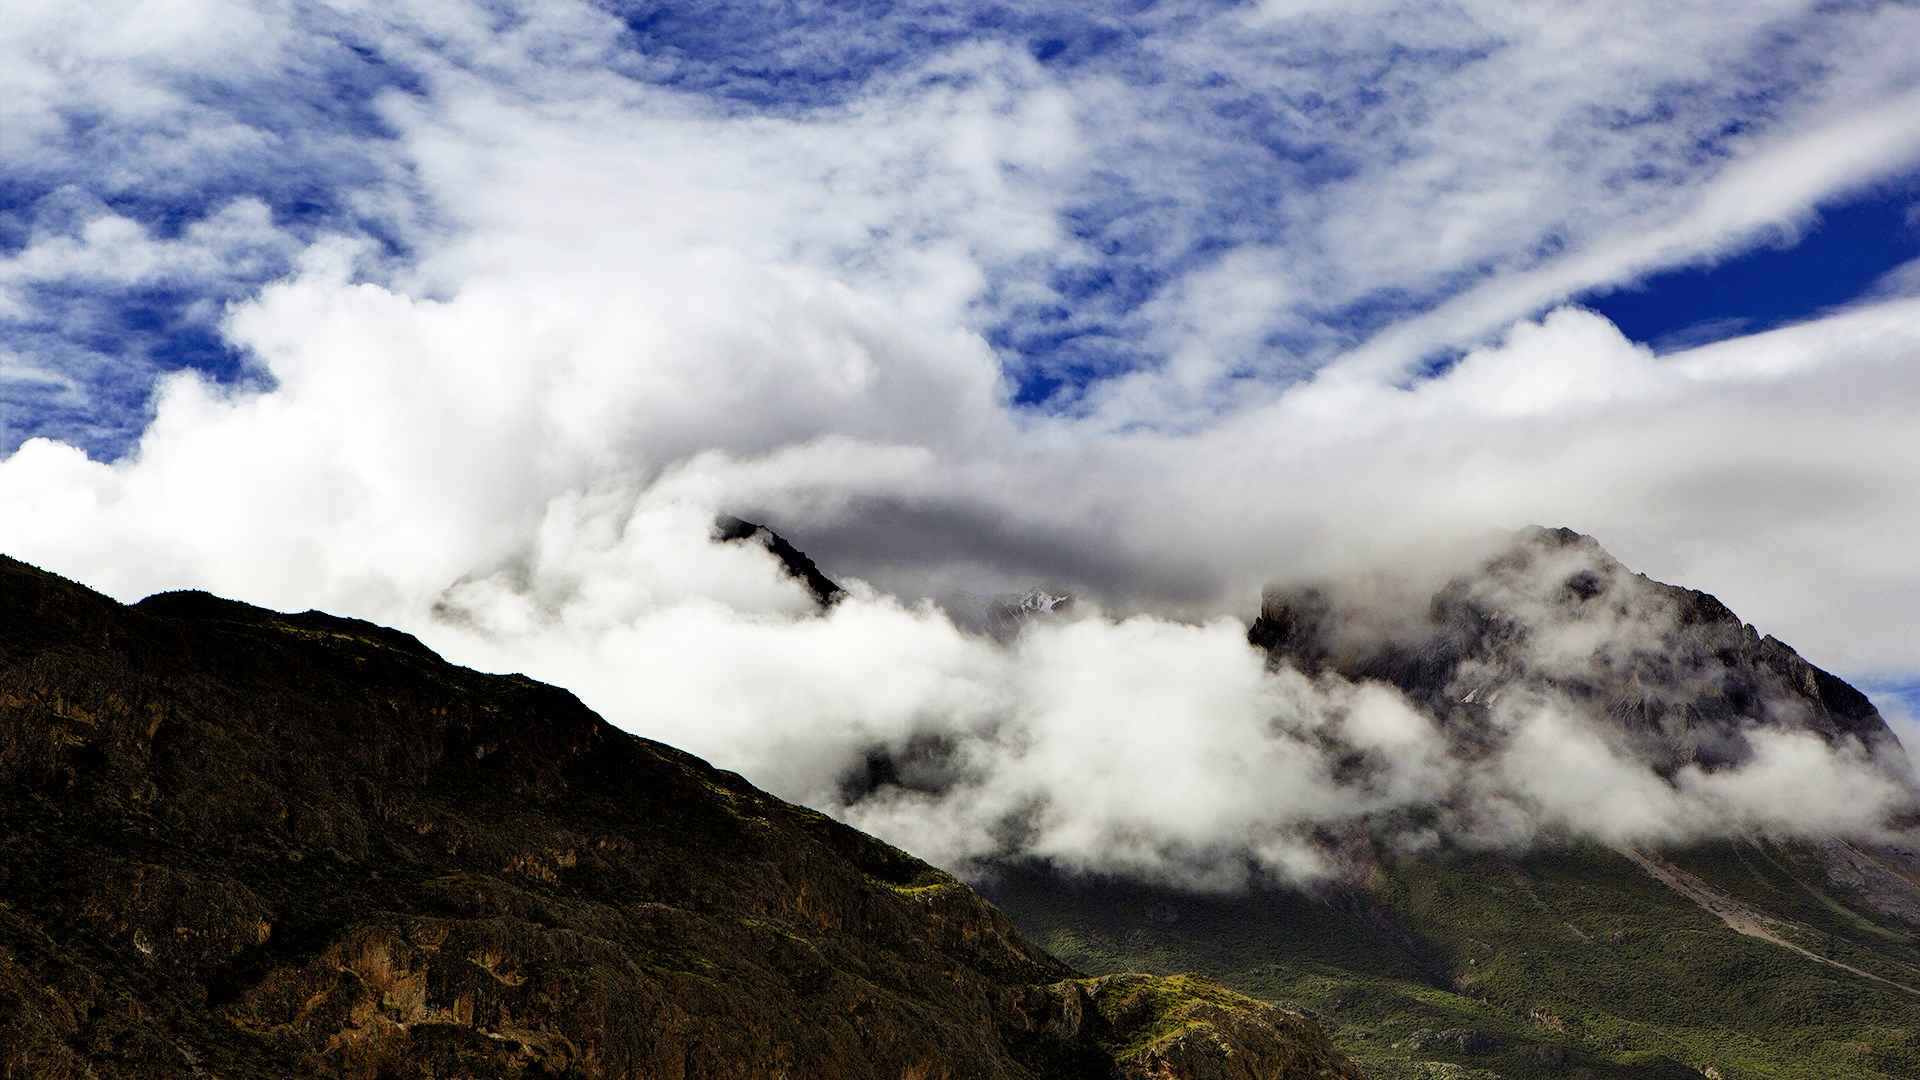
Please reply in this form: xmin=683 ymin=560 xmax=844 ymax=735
xmin=985 ymin=843 xmax=1920 ymax=1080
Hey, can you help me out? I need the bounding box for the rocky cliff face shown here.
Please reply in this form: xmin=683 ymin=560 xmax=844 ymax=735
xmin=0 ymin=555 xmax=1360 ymax=1079
xmin=716 ymin=515 xmax=846 ymax=607
xmin=1249 ymin=526 xmax=1901 ymax=775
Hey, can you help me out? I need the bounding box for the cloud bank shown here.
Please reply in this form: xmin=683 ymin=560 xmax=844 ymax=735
xmin=2 ymin=1 xmax=1918 ymax=883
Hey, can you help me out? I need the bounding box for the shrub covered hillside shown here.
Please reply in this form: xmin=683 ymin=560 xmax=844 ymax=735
xmin=988 ymin=839 xmax=1920 ymax=1080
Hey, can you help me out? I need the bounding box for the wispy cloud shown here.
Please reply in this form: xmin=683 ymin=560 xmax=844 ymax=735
xmin=7 ymin=1 xmax=1920 ymax=448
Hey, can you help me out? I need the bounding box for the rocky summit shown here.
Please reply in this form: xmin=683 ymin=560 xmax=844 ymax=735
xmin=0 ymin=554 xmax=1361 ymax=1079
xmin=1250 ymin=525 xmax=1902 ymax=775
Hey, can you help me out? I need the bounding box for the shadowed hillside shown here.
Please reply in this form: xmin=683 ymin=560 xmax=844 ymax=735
xmin=0 ymin=554 xmax=1361 ymax=1079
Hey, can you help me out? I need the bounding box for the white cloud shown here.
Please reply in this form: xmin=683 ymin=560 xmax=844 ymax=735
xmin=10 ymin=0 xmax=1920 ymax=440
xmin=2 ymin=0 xmax=1919 ymax=883
xmin=1876 ymin=691 xmax=1920 ymax=780
xmin=0 ymin=198 xmax=295 ymax=300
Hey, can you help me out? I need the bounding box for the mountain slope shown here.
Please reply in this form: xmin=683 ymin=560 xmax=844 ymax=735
xmin=0 ymin=555 xmax=1360 ymax=1080
xmin=989 ymin=838 xmax=1920 ymax=1080
xmin=985 ymin=528 xmax=1920 ymax=1080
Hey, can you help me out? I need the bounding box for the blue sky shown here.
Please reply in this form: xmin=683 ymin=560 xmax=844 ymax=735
xmin=2 ymin=0 xmax=1920 ymax=707
xmin=1580 ymin=179 xmax=1920 ymax=350
xmin=9 ymin=1 xmax=1919 ymax=456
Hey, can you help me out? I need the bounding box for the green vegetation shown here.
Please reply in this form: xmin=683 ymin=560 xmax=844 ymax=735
xmin=988 ymin=842 xmax=1920 ymax=1079
xmin=1092 ymin=973 xmax=1250 ymax=1057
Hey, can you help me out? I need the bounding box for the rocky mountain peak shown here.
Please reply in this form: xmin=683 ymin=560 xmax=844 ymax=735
xmin=715 ymin=514 xmax=847 ymax=607
xmin=1250 ymin=525 xmax=1901 ymax=774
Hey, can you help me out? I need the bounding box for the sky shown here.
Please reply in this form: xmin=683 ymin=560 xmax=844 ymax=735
xmin=3 ymin=1 xmax=1919 ymax=882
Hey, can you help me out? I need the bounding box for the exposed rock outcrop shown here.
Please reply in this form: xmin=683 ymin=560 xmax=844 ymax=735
xmin=716 ymin=514 xmax=846 ymax=607
xmin=1250 ymin=526 xmax=1901 ymax=774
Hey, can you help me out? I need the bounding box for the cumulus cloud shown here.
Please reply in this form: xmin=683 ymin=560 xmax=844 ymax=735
xmin=1 ymin=0 xmax=1919 ymax=885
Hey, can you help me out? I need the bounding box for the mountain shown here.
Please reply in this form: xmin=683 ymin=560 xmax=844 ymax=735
xmin=10 ymin=523 xmax=1917 ymax=1080
xmin=0 ymin=555 xmax=1361 ymax=1079
xmin=984 ymin=527 xmax=1920 ymax=1080
xmin=717 ymin=514 xmax=846 ymax=607
xmin=1249 ymin=526 xmax=1901 ymax=775
xmin=985 ymin=589 xmax=1075 ymax=640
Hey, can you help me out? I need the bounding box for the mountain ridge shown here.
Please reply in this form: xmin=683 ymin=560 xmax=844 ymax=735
xmin=0 ymin=552 xmax=1360 ymax=1079
xmin=1249 ymin=524 xmax=1901 ymax=774
xmin=9 ymin=521 xmax=1916 ymax=1079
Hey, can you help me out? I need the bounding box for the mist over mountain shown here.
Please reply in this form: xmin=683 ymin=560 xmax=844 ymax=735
xmin=1253 ymin=526 xmax=1901 ymax=773
xmin=817 ymin=524 xmax=1914 ymax=888
xmin=5 ymin=522 xmax=1916 ymax=1077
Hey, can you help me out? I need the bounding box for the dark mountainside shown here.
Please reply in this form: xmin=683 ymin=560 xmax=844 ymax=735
xmin=985 ymin=527 xmax=1920 ymax=1080
xmin=1248 ymin=526 xmax=1900 ymax=775
xmin=716 ymin=515 xmax=846 ymax=607
xmin=0 ymin=553 xmax=1363 ymax=1079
